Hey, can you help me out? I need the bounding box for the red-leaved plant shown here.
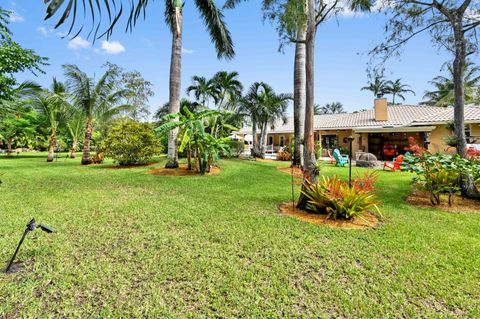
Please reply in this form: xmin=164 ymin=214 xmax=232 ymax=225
xmin=301 ymin=171 xmax=382 ymax=220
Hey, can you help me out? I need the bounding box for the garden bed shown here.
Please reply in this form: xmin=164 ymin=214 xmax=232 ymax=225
xmin=147 ymin=164 xmax=220 ymax=176
xmin=278 ymin=202 xmax=379 ymax=229
xmin=406 ymin=189 xmax=480 ymax=213
xmin=277 ymin=166 xmax=303 ymax=184
xmin=105 ymin=162 xmax=157 ymax=169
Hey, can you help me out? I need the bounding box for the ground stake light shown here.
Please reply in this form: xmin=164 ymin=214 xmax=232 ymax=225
xmin=4 ymin=218 xmax=54 ymax=273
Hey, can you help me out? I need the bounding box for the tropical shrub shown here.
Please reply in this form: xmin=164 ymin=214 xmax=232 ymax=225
xmin=404 ymin=153 xmax=478 ymax=205
xmin=103 ymin=119 xmax=161 ymax=166
xmin=314 ymin=141 xmax=322 ymax=159
xmin=302 ymin=172 xmax=381 ymax=220
xmin=222 ymin=139 xmax=244 ymax=158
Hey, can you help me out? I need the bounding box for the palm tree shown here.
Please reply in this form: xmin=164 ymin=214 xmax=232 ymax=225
xmin=385 ymin=79 xmax=415 ymax=105
xmin=44 ymin=0 xmax=235 ymax=169
xmin=422 ymin=62 xmax=480 ymax=107
xmin=186 ymin=76 xmax=218 ymax=107
xmin=33 ymin=78 xmax=70 ymax=162
xmin=65 ymin=106 xmax=85 ymax=159
xmin=211 ymin=71 xmax=243 ymax=109
xmin=244 ymin=82 xmax=291 ymax=158
xmin=361 ymin=75 xmax=388 ymax=97
xmin=63 ymin=64 xmax=127 ymax=165
xmin=316 ymin=102 xmax=345 ymax=115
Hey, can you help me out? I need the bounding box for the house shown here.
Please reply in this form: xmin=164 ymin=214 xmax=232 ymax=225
xmin=237 ymin=98 xmax=480 ymax=160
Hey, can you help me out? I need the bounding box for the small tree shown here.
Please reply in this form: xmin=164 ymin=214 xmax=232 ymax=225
xmin=103 ymin=119 xmax=161 ymax=166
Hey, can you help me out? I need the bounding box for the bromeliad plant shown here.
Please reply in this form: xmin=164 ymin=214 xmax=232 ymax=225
xmin=301 ymin=171 xmax=381 ymax=220
xmin=404 ymin=153 xmax=479 ymax=206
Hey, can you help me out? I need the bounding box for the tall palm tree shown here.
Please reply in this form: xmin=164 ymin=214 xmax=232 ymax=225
xmin=63 ymin=64 xmax=127 ymax=165
xmin=186 ymin=76 xmax=218 ymax=107
xmin=244 ymin=82 xmax=291 ymax=158
xmin=211 ymin=71 xmax=243 ymax=109
xmin=422 ymin=62 xmax=480 ymax=107
xmin=361 ymin=75 xmax=388 ymax=97
xmin=44 ymin=0 xmax=235 ymax=169
xmin=385 ymin=79 xmax=415 ymax=105
xmin=33 ymin=78 xmax=70 ymax=162
xmin=65 ymin=106 xmax=85 ymax=159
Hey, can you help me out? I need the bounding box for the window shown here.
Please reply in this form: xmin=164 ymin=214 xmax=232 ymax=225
xmin=268 ymin=136 xmax=273 ymax=145
xmin=279 ymin=136 xmax=285 ymax=147
xmin=322 ymin=135 xmax=338 ymax=149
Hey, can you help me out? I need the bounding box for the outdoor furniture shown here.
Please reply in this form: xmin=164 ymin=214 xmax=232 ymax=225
xmin=384 ymin=154 xmax=404 ymax=172
xmin=383 ymin=144 xmax=396 ymax=157
xmin=327 ymin=149 xmax=336 ymax=164
xmin=333 ymin=149 xmax=349 ymax=167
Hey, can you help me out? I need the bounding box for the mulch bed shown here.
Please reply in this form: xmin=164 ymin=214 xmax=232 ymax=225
xmin=104 ymin=162 xmax=157 ymax=169
xmin=278 ymin=202 xmax=380 ymax=229
xmin=277 ymin=166 xmax=304 ymax=184
xmin=406 ymin=189 xmax=480 ymax=213
xmin=147 ymin=164 xmax=220 ymax=176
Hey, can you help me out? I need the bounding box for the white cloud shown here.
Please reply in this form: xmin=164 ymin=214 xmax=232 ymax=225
xmin=9 ymin=11 xmax=24 ymax=22
xmin=182 ymin=47 xmax=195 ymax=54
xmin=37 ymin=26 xmax=54 ymax=36
xmin=99 ymin=40 xmax=126 ymax=54
xmin=68 ymin=36 xmax=91 ymax=50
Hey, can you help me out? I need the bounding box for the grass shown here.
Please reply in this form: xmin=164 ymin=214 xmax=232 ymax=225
xmin=1 ymin=154 xmax=479 ymax=318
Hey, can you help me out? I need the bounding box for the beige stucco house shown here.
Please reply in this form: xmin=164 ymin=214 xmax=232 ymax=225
xmin=237 ymin=98 xmax=480 ymax=160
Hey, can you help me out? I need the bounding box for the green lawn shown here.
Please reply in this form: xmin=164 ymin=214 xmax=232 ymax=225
xmin=1 ymin=154 xmax=479 ymax=318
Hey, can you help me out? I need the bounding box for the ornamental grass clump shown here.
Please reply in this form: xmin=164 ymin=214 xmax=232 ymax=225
xmin=301 ymin=171 xmax=381 ymax=220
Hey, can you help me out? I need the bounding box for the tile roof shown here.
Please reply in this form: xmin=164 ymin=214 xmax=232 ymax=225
xmin=414 ymin=106 xmax=480 ymax=123
xmin=237 ymin=105 xmax=480 ymax=134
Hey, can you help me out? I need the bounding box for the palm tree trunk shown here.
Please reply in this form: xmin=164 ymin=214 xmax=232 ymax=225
xmin=293 ymin=27 xmax=307 ymax=167
xmin=259 ymin=122 xmax=268 ymax=158
xmin=298 ymin=0 xmax=318 ymax=209
xmin=165 ymin=4 xmax=183 ymax=169
xmin=7 ymin=137 xmax=13 ymax=157
xmin=70 ymin=140 xmax=77 ymax=159
xmin=392 ymin=93 xmax=396 ymax=105
xmin=47 ymin=133 xmax=56 ymax=162
xmin=81 ymin=118 xmax=93 ymax=165
xmin=451 ymin=19 xmax=480 ymax=199
xmin=251 ymin=118 xmax=258 ymax=157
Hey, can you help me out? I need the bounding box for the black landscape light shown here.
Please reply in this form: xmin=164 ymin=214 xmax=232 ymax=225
xmin=4 ymin=218 xmax=54 ymax=273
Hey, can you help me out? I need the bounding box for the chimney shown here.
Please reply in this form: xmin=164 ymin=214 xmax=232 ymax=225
xmin=374 ymin=95 xmax=388 ymax=121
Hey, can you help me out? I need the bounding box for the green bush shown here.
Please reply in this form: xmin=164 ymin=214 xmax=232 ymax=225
xmin=103 ymin=119 xmax=162 ymax=166
xmin=404 ymin=153 xmax=479 ymax=205
xmin=302 ymin=172 xmax=381 ymax=220
xmin=222 ymin=139 xmax=244 ymax=158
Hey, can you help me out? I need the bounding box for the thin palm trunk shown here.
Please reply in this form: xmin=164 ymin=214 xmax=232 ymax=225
xmin=165 ymin=5 xmax=183 ymax=169
xmin=7 ymin=138 xmax=13 ymax=156
xmin=392 ymin=93 xmax=396 ymax=105
xmin=259 ymin=121 xmax=268 ymax=158
xmin=47 ymin=132 xmax=56 ymax=162
xmin=81 ymin=118 xmax=93 ymax=165
xmin=298 ymin=0 xmax=318 ymax=209
xmin=293 ymin=27 xmax=307 ymax=167
xmin=187 ymin=142 xmax=192 ymax=170
xmin=251 ymin=118 xmax=258 ymax=157
xmin=70 ymin=140 xmax=77 ymax=158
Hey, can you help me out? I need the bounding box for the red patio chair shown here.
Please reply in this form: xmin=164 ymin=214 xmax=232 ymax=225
xmin=384 ymin=154 xmax=404 ymax=172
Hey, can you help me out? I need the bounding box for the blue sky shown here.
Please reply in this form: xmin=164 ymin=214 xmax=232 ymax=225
xmin=8 ymin=0 xmax=456 ymax=116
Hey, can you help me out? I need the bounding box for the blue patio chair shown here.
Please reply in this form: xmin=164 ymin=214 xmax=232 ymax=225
xmin=333 ymin=149 xmax=349 ymax=167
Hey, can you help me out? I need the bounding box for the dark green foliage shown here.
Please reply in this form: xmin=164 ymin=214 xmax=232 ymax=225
xmin=103 ymin=119 xmax=161 ymax=166
xmin=222 ymin=139 xmax=244 ymax=158
xmin=0 ymin=7 xmax=47 ymax=100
